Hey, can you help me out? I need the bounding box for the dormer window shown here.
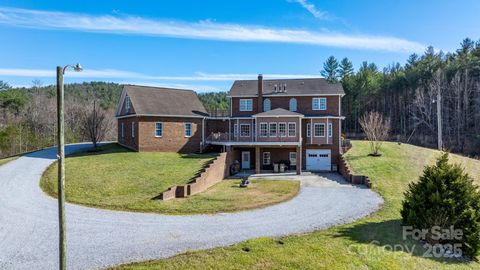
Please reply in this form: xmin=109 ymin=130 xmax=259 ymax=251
xmin=263 ymin=98 xmax=271 ymax=112
xmin=125 ymin=96 xmax=131 ymax=112
xmin=312 ymin=97 xmax=327 ymax=110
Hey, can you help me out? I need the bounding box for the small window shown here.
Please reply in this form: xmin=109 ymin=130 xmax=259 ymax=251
xmin=263 ymin=152 xmax=271 ymax=165
xmin=328 ymin=123 xmax=333 ymax=137
xmin=289 ymin=152 xmax=297 ymax=166
xmin=279 ymin=122 xmax=287 ymax=137
xmin=234 ymin=124 xmax=238 ymax=137
xmin=289 ymin=98 xmax=297 ymax=112
xmin=239 ymin=99 xmax=253 ymax=111
xmin=259 ymin=122 xmax=268 ymax=137
xmin=312 ymin=98 xmax=327 ymax=110
xmin=306 ymin=123 xmax=311 ymax=137
xmin=125 ymin=96 xmax=131 ymax=112
xmin=288 ymin=122 xmax=296 ymax=137
xmin=269 ymin=123 xmax=277 ymax=137
xmin=263 ymin=98 xmax=271 ymax=112
xmin=184 ymin=123 xmax=192 ymax=137
xmin=240 ymin=124 xmax=250 ymax=137
xmin=155 ymin=122 xmax=163 ymax=137
xmin=131 ymin=122 xmax=135 ymax=138
xmin=121 ymin=123 xmax=124 ymax=138
xmin=314 ymin=123 xmax=325 ymax=137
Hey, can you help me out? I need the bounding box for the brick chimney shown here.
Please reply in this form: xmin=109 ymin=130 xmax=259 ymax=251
xmin=257 ymin=74 xmax=263 ymax=113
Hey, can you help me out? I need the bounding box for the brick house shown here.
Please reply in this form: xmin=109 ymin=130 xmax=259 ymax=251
xmin=116 ymin=75 xmax=345 ymax=175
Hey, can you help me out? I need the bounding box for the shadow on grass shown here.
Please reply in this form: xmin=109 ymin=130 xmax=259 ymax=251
xmin=66 ymin=143 xmax=131 ymax=158
xmin=336 ymin=218 xmax=469 ymax=265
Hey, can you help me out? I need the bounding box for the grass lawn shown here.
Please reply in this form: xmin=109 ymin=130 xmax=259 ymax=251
xmin=40 ymin=143 xmax=299 ymax=215
xmin=0 ymin=156 xmax=17 ymax=166
xmin=111 ymin=141 xmax=480 ymax=270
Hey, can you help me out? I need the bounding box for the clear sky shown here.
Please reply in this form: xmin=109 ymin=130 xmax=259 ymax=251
xmin=0 ymin=0 xmax=479 ymax=91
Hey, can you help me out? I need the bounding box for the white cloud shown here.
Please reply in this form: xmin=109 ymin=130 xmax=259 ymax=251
xmin=289 ymin=0 xmax=329 ymax=19
xmin=0 ymin=7 xmax=425 ymax=53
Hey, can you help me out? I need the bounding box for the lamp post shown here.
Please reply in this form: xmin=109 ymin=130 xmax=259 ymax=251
xmin=56 ymin=63 xmax=82 ymax=270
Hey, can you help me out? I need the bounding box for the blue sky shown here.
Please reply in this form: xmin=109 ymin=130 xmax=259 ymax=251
xmin=0 ymin=0 xmax=479 ymax=91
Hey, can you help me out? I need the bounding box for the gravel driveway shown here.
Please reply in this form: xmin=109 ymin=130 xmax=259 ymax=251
xmin=0 ymin=144 xmax=383 ymax=270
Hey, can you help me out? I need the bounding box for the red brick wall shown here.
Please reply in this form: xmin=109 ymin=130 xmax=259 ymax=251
xmin=119 ymin=116 xmax=204 ymax=153
xmin=301 ymin=118 xmax=341 ymax=168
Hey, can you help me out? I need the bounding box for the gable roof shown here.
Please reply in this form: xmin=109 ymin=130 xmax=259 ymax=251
xmin=229 ymin=78 xmax=344 ymax=97
xmin=253 ymin=108 xmax=304 ymax=117
xmin=116 ymin=85 xmax=208 ymax=118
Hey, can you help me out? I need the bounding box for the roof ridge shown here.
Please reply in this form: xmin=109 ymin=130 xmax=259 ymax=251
xmin=124 ymin=84 xmax=196 ymax=93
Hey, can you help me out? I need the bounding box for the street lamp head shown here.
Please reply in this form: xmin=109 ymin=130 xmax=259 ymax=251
xmin=73 ymin=63 xmax=83 ymax=72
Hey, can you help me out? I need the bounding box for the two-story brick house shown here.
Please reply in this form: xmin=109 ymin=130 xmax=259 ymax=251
xmin=116 ymin=75 xmax=345 ymax=175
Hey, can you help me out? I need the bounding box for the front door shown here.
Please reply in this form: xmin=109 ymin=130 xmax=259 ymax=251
xmin=241 ymin=151 xmax=250 ymax=169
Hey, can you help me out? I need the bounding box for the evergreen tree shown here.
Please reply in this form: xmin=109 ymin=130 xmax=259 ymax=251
xmin=401 ymin=153 xmax=480 ymax=258
xmin=338 ymin=57 xmax=354 ymax=81
xmin=321 ymin=56 xmax=339 ymax=83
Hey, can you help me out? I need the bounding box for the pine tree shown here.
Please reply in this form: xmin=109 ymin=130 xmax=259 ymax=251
xmin=321 ymin=56 xmax=339 ymax=83
xmin=338 ymin=57 xmax=354 ymax=81
xmin=401 ymin=153 xmax=480 ymax=258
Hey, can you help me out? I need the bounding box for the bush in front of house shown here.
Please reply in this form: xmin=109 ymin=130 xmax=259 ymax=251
xmin=401 ymin=153 xmax=480 ymax=258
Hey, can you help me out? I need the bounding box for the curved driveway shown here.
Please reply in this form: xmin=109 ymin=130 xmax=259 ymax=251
xmin=0 ymin=144 xmax=383 ymax=270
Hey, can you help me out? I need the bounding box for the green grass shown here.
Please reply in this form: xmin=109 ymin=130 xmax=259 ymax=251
xmin=111 ymin=141 xmax=480 ymax=270
xmin=0 ymin=156 xmax=17 ymax=166
xmin=40 ymin=143 xmax=299 ymax=215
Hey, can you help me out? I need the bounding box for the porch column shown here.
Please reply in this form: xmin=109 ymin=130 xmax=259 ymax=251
xmin=255 ymin=146 xmax=261 ymax=174
xmin=296 ymin=145 xmax=302 ymax=175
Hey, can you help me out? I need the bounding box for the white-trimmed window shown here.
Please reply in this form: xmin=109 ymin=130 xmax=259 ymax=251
xmin=184 ymin=123 xmax=192 ymax=137
xmin=234 ymin=124 xmax=238 ymax=137
xmin=269 ymin=123 xmax=277 ymax=137
xmin=279 ymin=122 xmax=287 ymax=137
xmin=306 ymin=123 xmax=311 ymax=137
xmin=289 ymin=98 xmax=297 ymax=112
xmin=259 ymin=122 xmax=268 ymax=137
xmin=263 ymin=98 xmax=271 ymax=112
xmin=239 ymin=99 xmax=253 ymax=111
xmin=121 ymin=123 xmax=124 ymax=139
xmin=312 ymin=97 xmax=327 ymax=110
xmin=288 ymin=122 xmax=296 ymax=137
xmin=328 ymin=123 xmax=333 ymax=137
xmin=125 ymin=96 xmax=131 ymax=112
xmin=240 ymin=124 xmax=250 ymax=137
xmin=314 ymin=123 xmax=325 ymax=137
xmin=131 ymin=122 xmax=135 ymax=138
xmin=155 ymin=122 xmax=163 ymax=137
xmin=263 ymin=152 xmax=271 ymax=165
xmin=289 ymin=152 xmax=297 ymax=166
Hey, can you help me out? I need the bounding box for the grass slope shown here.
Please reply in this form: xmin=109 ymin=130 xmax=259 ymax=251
xmin=40 ymin=143 xmax=299 ymax=215
xmin=112 ymin=141 xmax=480 ymax=270
xmin=0 ymin=156 xmax=17 ymax=166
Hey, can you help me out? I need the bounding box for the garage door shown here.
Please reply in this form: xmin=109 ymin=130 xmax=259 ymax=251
xmin=306 ymin=149 xmax=331 ymax=171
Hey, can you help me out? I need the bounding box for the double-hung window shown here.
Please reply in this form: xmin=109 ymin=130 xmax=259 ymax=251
xmin=131 ymin=122 xmax=135 ymax=138
xmin=240 ymin=124 xmax=250 ymax=137
xmin=239 ymin=99 xmax=253 ymax=111
xmin=289 ymin=152 xmax=297 ymax=166
xmin=184 ymin=123 xmax=192 ymax=137
xmin=269 ymin=123 xmax=277 ymax=137
xmin=279 ymin=123 xmax=287 ymax=137
xmin=263 ymin=152 xmax=271 ymax=165
xmin=125 ymin=96 xmax=131 ymax=112
xmin=155 ymin=122 xmax=163 ymax=137
xmin=288 ymin=122 xmax=296 ymax=137
xmin=314 ymin=123 xmax=325 ymax=137
xmin=312 ymin=97 xmax=327 ymax=110
xmin=328 ymin=123 xmax=333 ymax=137
xmin=259 ymin=123 xmax=268 ymax=137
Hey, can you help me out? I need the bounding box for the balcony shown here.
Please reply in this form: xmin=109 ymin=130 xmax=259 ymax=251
xmin=205 ymin=132 xmax=301 ymax=146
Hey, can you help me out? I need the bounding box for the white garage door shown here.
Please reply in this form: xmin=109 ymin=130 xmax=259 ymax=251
xmin=306 ymin=149 xmax=331 ymax=171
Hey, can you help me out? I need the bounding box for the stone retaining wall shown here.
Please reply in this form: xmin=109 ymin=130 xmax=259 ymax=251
xmin=338 ymin=155 xmax=372 ymax=188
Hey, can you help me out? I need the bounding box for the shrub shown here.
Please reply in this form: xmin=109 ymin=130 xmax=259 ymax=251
xmin=401 ymin=153 xmax=480 ymax=258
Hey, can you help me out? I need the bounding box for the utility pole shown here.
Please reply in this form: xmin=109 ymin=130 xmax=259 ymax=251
xmin=436 ymin=84 xmax=442 ymax=151
xmin=56 ymin=64 xmax=82 ymax=270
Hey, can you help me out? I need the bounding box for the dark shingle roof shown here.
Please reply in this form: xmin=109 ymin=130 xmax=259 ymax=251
xmin=253 ymin=108 xmax=304 ymax=117
xmin=123 ymin=85 xmax=208 ymax=117
xmin=230 ymin=78 xmax=344 ymax=97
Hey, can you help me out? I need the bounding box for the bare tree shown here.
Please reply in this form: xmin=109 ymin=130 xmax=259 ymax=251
xmin=81 ymin=98 xmax=112 ymax=150
xmin=359 ymin=111 xmax=390 ymax=156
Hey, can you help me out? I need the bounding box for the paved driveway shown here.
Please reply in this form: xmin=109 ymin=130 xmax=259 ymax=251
xmin=0 ymin=144 xmax=383 ymax=270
